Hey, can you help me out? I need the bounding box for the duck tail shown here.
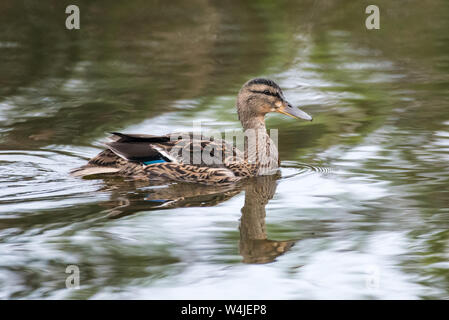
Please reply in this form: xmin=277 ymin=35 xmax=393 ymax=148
xmin=70 ymin=165 xmax=120 ymax=177
xmin=71 ymin=149 xmax=124 ymax=177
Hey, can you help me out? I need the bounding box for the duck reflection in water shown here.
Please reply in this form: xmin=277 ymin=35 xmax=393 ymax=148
xmin=239 ymin=175 xmax=296 ymax=264
xmin=99 ymin=174 xmax=296 ymax=264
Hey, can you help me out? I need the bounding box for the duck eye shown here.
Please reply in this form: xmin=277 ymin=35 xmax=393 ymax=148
xmin=263 ymin=90 xmax=271 ymax=95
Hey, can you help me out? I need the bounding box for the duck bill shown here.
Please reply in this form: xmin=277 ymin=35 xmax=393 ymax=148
xmin=277 ymin=102 xmax=313 ymax=121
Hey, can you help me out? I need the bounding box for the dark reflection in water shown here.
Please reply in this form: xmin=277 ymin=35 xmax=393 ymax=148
xmin=1 ymin=0 xmax=449 ymax=299
xmin=100 ymin=174 xmax=296 ymax=264
xmin=239 ymin=175 xmax=296 ymax=264
xmin=100 ymin=179 xmax=243 ymax=218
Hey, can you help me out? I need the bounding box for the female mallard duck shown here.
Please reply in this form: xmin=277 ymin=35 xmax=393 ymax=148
xmin=72 ymin=78 xmax=312 ymax=184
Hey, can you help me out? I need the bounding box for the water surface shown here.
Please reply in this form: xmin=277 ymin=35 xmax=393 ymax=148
xmin=0 ymin=0 xmax=448 ymax=299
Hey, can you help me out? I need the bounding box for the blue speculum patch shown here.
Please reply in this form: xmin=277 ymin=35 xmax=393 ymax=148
xmin=143 ymin=159 xmax=166 ymax=165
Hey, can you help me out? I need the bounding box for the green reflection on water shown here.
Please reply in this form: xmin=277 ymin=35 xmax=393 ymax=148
xmin=0 ymin=0 xmax=448 ymax=299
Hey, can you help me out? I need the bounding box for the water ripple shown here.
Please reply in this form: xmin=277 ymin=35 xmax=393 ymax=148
xmin=0 ymin=150 xmax=103 ymax=214
xmin=281 ymin=160 xmax=333 ymax=179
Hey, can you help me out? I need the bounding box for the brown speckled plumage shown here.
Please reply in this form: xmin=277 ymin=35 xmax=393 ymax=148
xmin=71 ymin=78 xmax=312 ymax=184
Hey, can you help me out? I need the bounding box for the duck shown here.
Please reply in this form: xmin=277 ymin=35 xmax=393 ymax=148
xmin=72 ymin=78 xmax=313 ymax=184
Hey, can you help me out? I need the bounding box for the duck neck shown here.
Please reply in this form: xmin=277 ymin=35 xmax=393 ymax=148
xmin=238 ymin=103 xmax=267 ymax=131
xmin=240 ymin=115 xmax=278 ymax=172
xmin=241 ymin=116 xmax=267 ymax=131
xmin=237 ymin=102 xmax=279 ymax=172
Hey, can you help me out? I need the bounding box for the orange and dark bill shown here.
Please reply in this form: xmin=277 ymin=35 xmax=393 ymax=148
xmin=277 ymin=101 xmax=313 ymax=121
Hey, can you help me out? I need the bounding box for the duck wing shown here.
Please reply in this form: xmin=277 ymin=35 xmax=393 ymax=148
xmin=109 ymin=132 xmax=171 ymax=143
xmin=106 ymin=132 xmax=175 ymax=164
xmin=106 ymin=132 xmax=244 ymax=167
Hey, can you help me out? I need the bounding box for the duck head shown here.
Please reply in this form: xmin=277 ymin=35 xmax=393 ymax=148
xmin=237 ymin=78 xmax=312 ymax=130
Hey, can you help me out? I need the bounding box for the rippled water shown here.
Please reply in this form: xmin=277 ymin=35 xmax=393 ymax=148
xmin=1 ymin=0 xmax=449 ymax=299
